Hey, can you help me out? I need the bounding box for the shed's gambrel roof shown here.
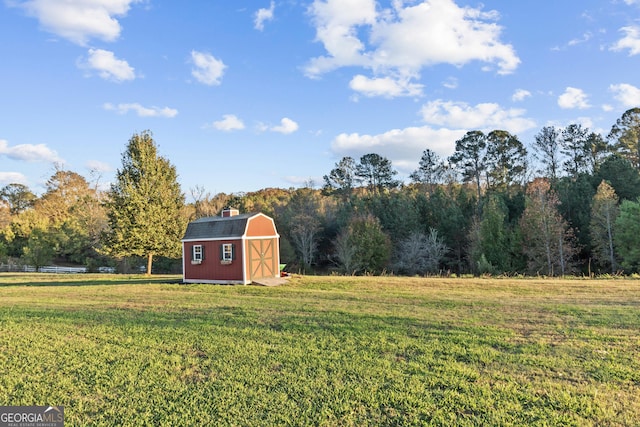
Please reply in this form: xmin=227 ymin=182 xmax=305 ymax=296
xmin=182 ymin=214 xmax=255 ymax=240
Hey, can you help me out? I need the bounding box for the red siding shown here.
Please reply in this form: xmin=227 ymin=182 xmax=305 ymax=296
xmin=184 ymin=239 xmax=244 ymax=282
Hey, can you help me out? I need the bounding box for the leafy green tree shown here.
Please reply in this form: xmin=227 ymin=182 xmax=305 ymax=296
xmin=358 ymin=191 xmax=420 ymax=243
xmin=554 ymin=174 xmax=595 ymax=263
xmin=1 ymin=208 xmax=49 ymax=258
xmin=37 ymin=170 xmax=92 ymax=224
xmin=590 ymin=181 xmax=619 ymax=273
xmin=608 ymin=107 xmax=640 ymax=169
xmin=0 ymin=207 xmax=12 ymax=237
xmin=235 ymin=188 xmax=292 ymax=218
xmin=104 ymin=131 xmax=186 ymax=275
xmin=22 ymin=228 xmax=54 ymax=271
xmin=344 ymin=214 xmax=391 ymax=274
xmin=469 ymin=194 xmax=510 ymax=273
xmin=449 ymin=130 xmax=486 ymax=202
xmin=0 ymin=239 xmax=6 ymax=262
xmin=520 ymin=178 xmax=577 ymax=276
xmin=0 ymin=183 xmax=36 ymax=215
xmin=355 ymin=153 xmax=400 ymax=194
xmin=594 ymin=154 xmax=640 ymax=201
xmin=36 ymin=169 xmax=108 ymax=264
xmin=614 ymin=198 xmax=640 ymax=273
xmin=416 ymin=186 xmax=474 ymax=273
xmin=532 ymin=126 xmax=562 ymax=180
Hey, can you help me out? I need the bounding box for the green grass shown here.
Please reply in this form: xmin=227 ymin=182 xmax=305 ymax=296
xmin=0 ymin=274 xmax=639 ymax=426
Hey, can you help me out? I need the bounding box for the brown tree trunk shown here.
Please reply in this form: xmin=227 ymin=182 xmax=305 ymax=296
xmin=146 ymin=253 xmax=153 ymax=275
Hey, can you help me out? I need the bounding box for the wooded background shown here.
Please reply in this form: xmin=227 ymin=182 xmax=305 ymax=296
xmin=3 ymin=108 xmax=640 ymax=276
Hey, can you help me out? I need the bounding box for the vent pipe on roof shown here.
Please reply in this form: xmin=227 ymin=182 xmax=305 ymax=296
xmin=221 ymin=207 xmax=239 ymax=217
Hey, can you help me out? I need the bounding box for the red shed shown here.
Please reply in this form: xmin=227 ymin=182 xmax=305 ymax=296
xmin=182 ymin=208 xmax=280 ymax=284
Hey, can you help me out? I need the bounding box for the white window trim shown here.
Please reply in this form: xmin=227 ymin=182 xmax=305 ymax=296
xmin=222 ymin=243 xmax=233 ymax=261
xmin=192 ymin=245 xmax=203 ymax=264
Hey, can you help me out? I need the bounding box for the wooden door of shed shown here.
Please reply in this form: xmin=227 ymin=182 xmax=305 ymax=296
xmin=248 ymin=239 xmax=276 ymax=280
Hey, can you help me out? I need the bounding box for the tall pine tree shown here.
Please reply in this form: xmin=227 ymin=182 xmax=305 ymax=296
xmin=104 ymin=131 xmax=186 ymax=274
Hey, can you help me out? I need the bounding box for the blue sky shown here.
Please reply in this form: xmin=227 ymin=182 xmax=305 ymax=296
xmin=2 ymin=0 xmax=640 ymax=197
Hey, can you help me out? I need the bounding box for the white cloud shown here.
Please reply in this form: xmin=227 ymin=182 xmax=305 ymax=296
xmin=254 ymin=1 xmax=275 ymax=31
xmin=557 ymin=87 xmax=591 ymax=109
xmin=283 ymin=175 xmax=324 ymax=188
xmin=103 ymin=103 xmax=178 ymax=118
xmin=612 ymin=26 xmax=640 ymax=55
xmin=305 ymin=0 xmax=519 ymax=97
xmin=0 ymin=139 xmax=62 ymax=163
xmin=574 ymin=117 xmax=595 ymax=130
xmin=78 ymin=48 xmax=136 ymax=82
xmin=190 ymin=50 xmax=226 ymax=86
xmin=331 ymin=126 xmax=467 ymax=174
xmin=330 ymin=98 xmax=535 ymax=175
xmin=420 ymin=99 xmax=536 ymax=134
xmin=349 ymin=74 xmax=423 ymax=97
xmin=442 ymin=77 xmax=458 ymax=89
xmin=370 ymin=0 xmax=519 ymax=74
xmin=213 ymin=114 xmax=245 ymax=131
xmin=610 ymin=83 xmax=640 ymax=108
xmin=568 ymin=32 xmax=592 ymax=47
xmin=0 ymin=172 xmax=29 ymax=186
xmin=85 ymin=160 xmax=112 ymax=173
xmin=305 ymin=0 xmax=377 ymax=76
xmin=12 ymin=0 xmax=141 ymax=45
xmin=271 ymin=117 xmax=299 ymax=134
xmin=512 ymin=89 xmax=531 ymax=102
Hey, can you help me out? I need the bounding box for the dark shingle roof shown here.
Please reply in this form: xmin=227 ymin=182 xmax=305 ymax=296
xmin=182 ymin=214 xmax=254 ymax=240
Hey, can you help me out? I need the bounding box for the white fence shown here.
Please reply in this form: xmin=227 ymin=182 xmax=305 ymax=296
xmin=0 ymin=265 xmax=116 ymax=273
xmin=39 ymin=266 xmax=88 ymax=273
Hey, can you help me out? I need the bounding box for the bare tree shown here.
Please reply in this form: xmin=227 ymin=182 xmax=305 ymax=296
xmin=331 ymin=228 xmax=360 ymax=275
xmin=290 ymin=213 xmax=321 ymax=270
xmin=392 ymin=229 xmax=448 ymax=275
xmin=189 ymin=186 xmax=232 ymax=219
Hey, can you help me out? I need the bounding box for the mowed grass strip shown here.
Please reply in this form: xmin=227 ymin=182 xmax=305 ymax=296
xmin=0 ymin=274 xmax=638 ymax=426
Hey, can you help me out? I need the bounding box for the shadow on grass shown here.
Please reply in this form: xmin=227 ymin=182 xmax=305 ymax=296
xmin=0 ymin=273 xmax=183 ymax=287
xmin=0 ymin=300 xmax=508 ymax=346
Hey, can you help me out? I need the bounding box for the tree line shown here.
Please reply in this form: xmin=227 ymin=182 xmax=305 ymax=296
xmin=2 ymin=108 xmax=640 ymax=276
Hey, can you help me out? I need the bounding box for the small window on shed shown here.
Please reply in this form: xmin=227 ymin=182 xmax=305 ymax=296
xmin=192 ymin=245 xmax=203 ymax=263
xmin=221 ymin=243 xmax=234 ymax=261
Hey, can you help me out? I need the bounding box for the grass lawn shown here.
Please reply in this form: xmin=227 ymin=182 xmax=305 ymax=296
xmin=0 ymin=273 xmax=639 ymax=426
